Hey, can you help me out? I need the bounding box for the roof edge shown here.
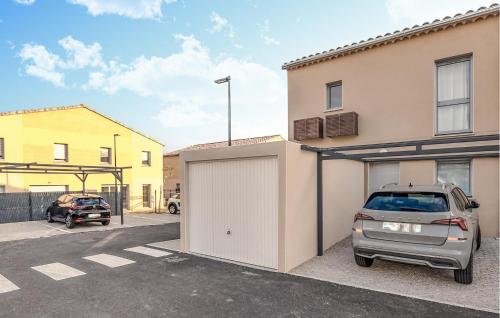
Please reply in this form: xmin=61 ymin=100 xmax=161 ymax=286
xmin=282 ymin=4 xmax=499 ymax=70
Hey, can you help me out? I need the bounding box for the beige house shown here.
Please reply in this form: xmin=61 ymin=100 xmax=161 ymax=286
xmin=180 ymin=5 xmax=499 ymax=273
xmin=163 ymin=135 xmax=283 ymax=197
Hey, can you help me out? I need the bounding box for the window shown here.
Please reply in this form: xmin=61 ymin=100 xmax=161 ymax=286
xmin=142 ymin=184 xmax=151 ymax=208
xmin=141 ymin=151 xmax=151 ymax=166
xmin=437 ymin=161 xmax=471 ymax=195
xmin=0 ymin=185 xmax=5 ymax=193
xmin=54 ymin=143 xmax=68 ymax=162
xmin=327 ymin=81 xmax=342 ymax=110
xmin=0 ymin=138 xmax=4 ymax=159
xmin=364 ymin=192 xmax=449 ymax=212
xmin=100 ymin=147 xmax=112 ymax=164
xmin=436 ymin=56 xmax=471 ymax=134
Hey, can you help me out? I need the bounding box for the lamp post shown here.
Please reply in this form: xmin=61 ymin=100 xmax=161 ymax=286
xmin=214 ymin=76 xmax=231 ymax=146
xmin=113 ymin=133 xmax=122 ymax=225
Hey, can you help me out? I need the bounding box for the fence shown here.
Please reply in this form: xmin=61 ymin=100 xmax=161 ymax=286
xmin=0 ymin=191 xmax=120 ymax=224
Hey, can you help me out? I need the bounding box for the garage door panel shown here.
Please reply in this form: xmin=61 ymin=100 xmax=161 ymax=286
xmin=188 ymin=157 xmax=278 ymax=269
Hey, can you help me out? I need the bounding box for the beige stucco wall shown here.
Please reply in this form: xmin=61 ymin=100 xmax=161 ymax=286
xmin=180 ymin=141 xmax=326 ymax=272
xmin=323 ymin=160 xmax=365 ymax=250
xmin=286 ymin=15 xmax=499 ymax=237
xmin=283 ymin=142 xmax=317 ymax=271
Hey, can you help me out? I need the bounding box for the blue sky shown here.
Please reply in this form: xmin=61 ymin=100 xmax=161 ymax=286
xmin=0 ymin=0 xmax=492 ymax=151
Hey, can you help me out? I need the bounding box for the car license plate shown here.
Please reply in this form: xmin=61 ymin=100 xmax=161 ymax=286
xmin=88 ymin=213 xmax=101 ymax=218
xmin=383 ymin=222 xmax=421 ymax=233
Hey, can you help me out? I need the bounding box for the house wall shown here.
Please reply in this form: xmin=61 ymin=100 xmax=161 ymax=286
xmin=286 ymin=15 xmax=499 ymax=236
xmin=0 ymin=107 xmax=164 ymax=212
xmin=163 ymin=155 xmax=181 ymax=195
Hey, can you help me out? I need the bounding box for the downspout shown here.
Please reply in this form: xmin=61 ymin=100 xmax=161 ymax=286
xmin=317 ymin=152 xmax=323 ymax=256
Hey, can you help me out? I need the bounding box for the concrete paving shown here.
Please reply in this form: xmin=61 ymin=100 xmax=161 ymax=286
xmin=291 ymin=236 xmax=499 ymax=313
xmin=0 ymin=212 xmax=179 ymax=243
xmin=0 ymin=224 xmax=494 ymax=318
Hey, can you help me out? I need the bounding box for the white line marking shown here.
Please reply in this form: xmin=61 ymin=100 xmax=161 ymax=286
xmin=0 ymin=274 xmax=19 ymax=294
xmin=83 ymin=254 xmax=135 ymax=268
xmin=147 ymin=240 xmax=180 ymax=252
xmin=126 ymin=215 xmax=169 ymax=222
xmin=124 ymin=246 xmax=172 ymax=257
xmin=40 ymin=223 xmax=72 ymax=233
xmin=32 ymin=263 xmax=85 ymax=281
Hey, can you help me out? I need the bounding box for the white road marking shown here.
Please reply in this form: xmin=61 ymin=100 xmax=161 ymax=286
xmin=0 ymin=274 xmax=19 ymax=294
xmin=124 ymin=246 xmax=172 ymax=258
xmin=32 ymin=263 xmax=86 ymax=281
xmin=126 ymin=215 xmax=168 ymax=222
xmin=40 ymin=223 xmax=72 ymax=233
xmin=146 ymin=240 xmax=180 ymax=252
xmin=83 ymin=253 xmax=135 ymax=268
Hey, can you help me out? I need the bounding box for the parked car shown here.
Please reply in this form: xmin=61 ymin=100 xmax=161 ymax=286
xmin=352 ymin=183 xmax=480 ymax=284
xmin=167 ymin=194 xmax=180 ymax=214
xmin=46 ymin=194 xmax=112 ymax=229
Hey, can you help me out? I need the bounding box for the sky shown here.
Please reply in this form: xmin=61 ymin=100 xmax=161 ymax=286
xmin=0 ymin=0 xmax=494 ymax=151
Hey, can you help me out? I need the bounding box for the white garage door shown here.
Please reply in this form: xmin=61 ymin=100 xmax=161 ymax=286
xmin=369 ymin=162 xmax=400 ymax=194
xmin=188 ymin=157 xmax=279 ymax=269
xmin=29 ymin=185 xmax=68 ymax=193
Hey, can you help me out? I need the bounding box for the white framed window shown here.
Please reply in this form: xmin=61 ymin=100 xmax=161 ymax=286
xmin=100 ymin=147 xmax=111 ymax=164
xmin=436 ymin=56 xmax=471 ymax=134
xmin=141 ymin=151 xmax=151 ymax=166
xmin=437 ymin=160 xmax=471 ymax=196
xmin=326 ymin=81 xmax=342 ymax=110
xmin=0 ymin=137 xmax=4 ymax=159
xmin=142 ymin=184 xmax=151 ymax=207
xmin=54 ymin=143 xmax=68 ymax=162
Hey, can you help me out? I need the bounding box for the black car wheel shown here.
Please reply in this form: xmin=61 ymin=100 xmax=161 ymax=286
xmin=65 ymin=214 xmax=75 ymax=229
xmin=101 ymin=220 xmax=110 ymax=226
xmin=476 ymin=226 xmax=481 ymax=250
xmin=47 ymin=211 xmax=54 ymax=223
xmin=168 ymin=204 xmax=178 ymax=214
xmin=354 ymin=254 xmax=373 ymax=267
xmin=454 ymin=252 xmax=473 ymax=284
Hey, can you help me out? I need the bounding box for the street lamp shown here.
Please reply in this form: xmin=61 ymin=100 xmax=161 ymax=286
xmin=214 ymin=75 xmax=231 ymax=146
xmin=113 ymin=134 xmax=122 ymax=225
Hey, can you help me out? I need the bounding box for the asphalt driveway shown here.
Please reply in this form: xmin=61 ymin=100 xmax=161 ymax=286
xmin=0 ymin=223 xmax=495 ymax=318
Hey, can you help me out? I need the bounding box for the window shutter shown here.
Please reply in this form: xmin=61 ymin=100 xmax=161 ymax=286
xmin=293 ymin=117 xmax=323 ymax=141
xmin=54 ymin=144 xmax=67 ymax=161
xmin=326 ymin=112 xmax=358 ymax=137
xmin=0 ymin=138 xmax=4 ymax=159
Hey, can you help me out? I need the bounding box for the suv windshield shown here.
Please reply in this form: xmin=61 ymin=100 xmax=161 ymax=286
xmin=75 ymin=197 xmax=105 ymax=206
xmin=364 ymin=192 xmax=449 ymax=212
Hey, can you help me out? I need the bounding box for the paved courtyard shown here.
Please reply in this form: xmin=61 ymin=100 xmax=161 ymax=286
xmin=0 ymin=212 xmax=179 ymax=243
xmin=292 ymin=237 xmax=499 ymax=313
xmin=0 ymin=223 xmax=495 ymax=318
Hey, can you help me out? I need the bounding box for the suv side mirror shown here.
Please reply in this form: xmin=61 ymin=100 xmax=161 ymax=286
xmin=468 ymin=200 xmax=480 ymax=209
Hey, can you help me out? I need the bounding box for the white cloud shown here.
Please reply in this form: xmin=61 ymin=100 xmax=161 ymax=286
xmin=257 ymin=20 xmax=280 ymax=46
xmin=385 ymin=0 xmax=494 ymax=25
xmin=84 ymin=34 xmax=286 ymax=147
xmin=19 ymin=44 xmax=65 ymax=87
xmin=209 ymin=12 xmax=235 ymax=39
xmin=18 ymin=36 xmax=106 ymax=87
xmin=67 ymin=0 xmax=176 ymax=19
xmin=15 ymin=0 xmax=35 ymax=5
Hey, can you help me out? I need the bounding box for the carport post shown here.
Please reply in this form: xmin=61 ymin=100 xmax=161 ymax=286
xmin=119 ymin=169 xmax=124 ymax=225
xmin=317 ymin=152 xmax=323 ymax=256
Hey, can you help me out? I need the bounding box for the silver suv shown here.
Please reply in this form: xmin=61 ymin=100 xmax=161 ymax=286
xmin=352 ymin=183 xmax=480 ymax=284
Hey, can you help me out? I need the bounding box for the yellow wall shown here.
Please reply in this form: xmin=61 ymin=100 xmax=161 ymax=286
xmin=0 ymin=106 xmax=164 ymax=212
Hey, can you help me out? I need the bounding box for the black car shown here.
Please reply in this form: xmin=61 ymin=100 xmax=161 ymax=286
xmin=46 ymin=194 xmax=112 ymax=229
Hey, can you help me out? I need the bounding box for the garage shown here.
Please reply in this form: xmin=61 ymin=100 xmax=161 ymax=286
xmin=188 ymin=157 xmax=279 ymax=269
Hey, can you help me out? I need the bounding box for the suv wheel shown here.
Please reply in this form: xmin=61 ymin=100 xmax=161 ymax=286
xmin=354 ymin=254 xmax=373 ymax=267
xmin=476 ymin=226 xmax=481 ymax=250
xmin=101 ymin=220 xmax=110 ymax=226
xmin=65 ymin=214 xmax=75 ymax=229
xmin=454 ymin=252 xmax=473 ymax=284
xmin=168 ymin=204 xmax=177 ymax=214
xmin=47 ymin=211 xmax=54 ymax=223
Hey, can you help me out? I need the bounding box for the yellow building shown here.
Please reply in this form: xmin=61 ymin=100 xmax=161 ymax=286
xmin=0 ymin=104 xmax=164 ymax=212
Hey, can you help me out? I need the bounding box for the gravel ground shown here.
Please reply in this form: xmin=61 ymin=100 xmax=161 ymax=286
xmin=291 ymin=237 xmax=499 ymax=313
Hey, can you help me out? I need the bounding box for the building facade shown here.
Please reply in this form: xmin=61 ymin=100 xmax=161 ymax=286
xmin=284 ymin=5 xmax=499 ymax=237
xmin=0 ymin=105 xmax=164 ymax=212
